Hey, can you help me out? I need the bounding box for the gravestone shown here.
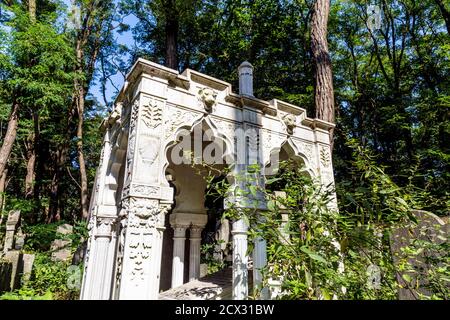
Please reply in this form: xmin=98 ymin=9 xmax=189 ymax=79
xmin=14 ymin=227 xmax=25 ymax=250
xmin=3 ymin=210 xmax=20 ymax=252
xmin=3 ymin=251 xmax=21 ymax=291
xmin=51 ymin=224 xmax=73 ymax=261
xmin=21 ymin=253 xmax=35 ymax=283
xmin=71 ymin=240 xmax=87 ymax=265
xmin=0 ymin=260 xmax=12 ymax=293
xmin=390 ymin=210 xmax=449 ymax=299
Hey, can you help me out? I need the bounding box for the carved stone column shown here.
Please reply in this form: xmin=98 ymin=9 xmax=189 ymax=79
xmin=188 ymin=226 xmax=203 ymax=281
xmin=81 ymin=126 xmax=116 ymax=300
xmin=151 ymin=203 xmax=171 ymax=293
xmin=118 ymin=198 xmax=166 ymax=300
xmin=231 ymin=218 xmax=249 ymax=300
xmin=171 ymin=224 xmax=188 ymax=288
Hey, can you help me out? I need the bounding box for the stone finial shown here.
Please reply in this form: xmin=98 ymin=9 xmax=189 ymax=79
xmin=238 ymin=61 xmax=254 ymax=97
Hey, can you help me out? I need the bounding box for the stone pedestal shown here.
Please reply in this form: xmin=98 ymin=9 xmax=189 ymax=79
xmin=117 ymin=199 xmax=169 ymax=300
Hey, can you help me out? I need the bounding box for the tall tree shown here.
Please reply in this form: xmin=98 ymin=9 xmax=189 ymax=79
xmin=164 ymin=0 xmax=179 ymax=69
xmin=68 ymin=0 xmax=114 ymax=220
xmin=434 ymin=0 xmax=450 ymax=34
xmin=24 ymin=0 xmax=37 ymax=200
xmin=311 ymin=0 xmax=335 ymax=146
xmin=0 ymin=1 xmax=76 ymax=222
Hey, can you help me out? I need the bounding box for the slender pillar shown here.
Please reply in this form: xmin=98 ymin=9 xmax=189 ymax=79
xmin=171 ymin=225 xmax=187 ymax=288
xmin=154 ymin=204 xmax=171 ymax=294
xmin=189 ymin=226 xmax=203 ymax=281
xmin=253 ymin=236 xmax=269 ymax=299
xmin=232 ymin=218 xmax=249 ymax=300
xmin=82 ymin=216 xmax=116 ymax=300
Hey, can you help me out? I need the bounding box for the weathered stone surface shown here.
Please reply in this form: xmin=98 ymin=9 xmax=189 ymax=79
xmin=200 ymin=263 xmax=208 ymax=278
xmin=57 ymin=223 xmax=73 ymax=235
xmin=0 ymin=260 xmax=12 ymax=293
xmin=4 ymin=251 xmax=20 ymax=291
xmin=159 ymin=267 xmax=253 ymax=300
xmin=71 ymin=240 xmax=87 ymax=265
xmin=14 ymin=228 xmax=25 ymax=250
xmin=51 ymin=240 xmax=72 ymax=261
xmin=0 ymin=251 xmax=36 ymax=292
xmin=21 ymin=253 xmax=35 ymax=283
xmin=51 ymin=224 xmax=73 ymax=261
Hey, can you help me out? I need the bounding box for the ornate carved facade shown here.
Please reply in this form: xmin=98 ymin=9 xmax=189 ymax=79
xmin=80 ymin=59 xmax=336 ymax=300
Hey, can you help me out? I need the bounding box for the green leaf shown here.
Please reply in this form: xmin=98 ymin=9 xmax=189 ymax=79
xmin=265 ymin=177 xmax=281 ymax=185
xmin=301 ymin=246 xmax=327 ymax=264
xmin=249 ymin=185 xmax=257 ymax=197
xmin=402 ymin=274 xmax=412 ymax=283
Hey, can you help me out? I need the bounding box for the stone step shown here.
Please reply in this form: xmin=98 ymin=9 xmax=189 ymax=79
xmin=158 ymin=267 xmax=253 ymax=300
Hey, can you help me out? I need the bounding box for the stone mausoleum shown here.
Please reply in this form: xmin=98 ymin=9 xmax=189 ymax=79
xmin=80 ymin=58 xmax=336 ymax=300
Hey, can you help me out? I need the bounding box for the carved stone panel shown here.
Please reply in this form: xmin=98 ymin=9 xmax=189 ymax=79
xmin=124 ymin=197 xmax=159 ymax=283
xmin=261 ymin=129 xmax=286 ymax=166
xmin=164 ymin=105 xmax=202 ymax=142
xmin=291 ymin=139 xmax=314 ymax=166
xmin=141 ymin=98 xmax=164 ymax=130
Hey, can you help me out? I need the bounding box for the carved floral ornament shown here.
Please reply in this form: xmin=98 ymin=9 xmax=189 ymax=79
xmin=141 ymin=99 xmax=163 ymax=129
xmin=320 ymin=146 xmax=332 ymax=168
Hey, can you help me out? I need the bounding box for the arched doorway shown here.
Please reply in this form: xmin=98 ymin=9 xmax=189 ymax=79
xmin=160 ymin=119 xmax=230 ymax=291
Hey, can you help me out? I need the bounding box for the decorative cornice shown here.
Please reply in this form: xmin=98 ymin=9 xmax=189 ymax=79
xmin=114 ymin=58 xmax=336 ymax=131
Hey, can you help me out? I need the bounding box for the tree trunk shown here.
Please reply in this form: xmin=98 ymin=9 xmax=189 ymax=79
xmin=311 ymin=0 xmax=335 ymax=148
xmin=48 ymin=145 xmax=65 ymax=223
xmin=0 ymin=102 xmax=19 ymax=180
xmin=165 ymin=0 xmax=179 ymax=70
xmin=75 ymin=41 xmax=89 ymax=221
xmin=28 ymin=0 xmax=36 ymax=22
xmin=0 ymin=168 xmax=7 ymax=225
xmin=25 ymin=111 xmax=38 ymax=199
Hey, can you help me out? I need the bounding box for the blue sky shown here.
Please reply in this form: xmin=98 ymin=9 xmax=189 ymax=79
xmin=63 ymin=0 xmax=139 ymax=109
xmin=89 ymin=12 xmax=138 ymax=109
